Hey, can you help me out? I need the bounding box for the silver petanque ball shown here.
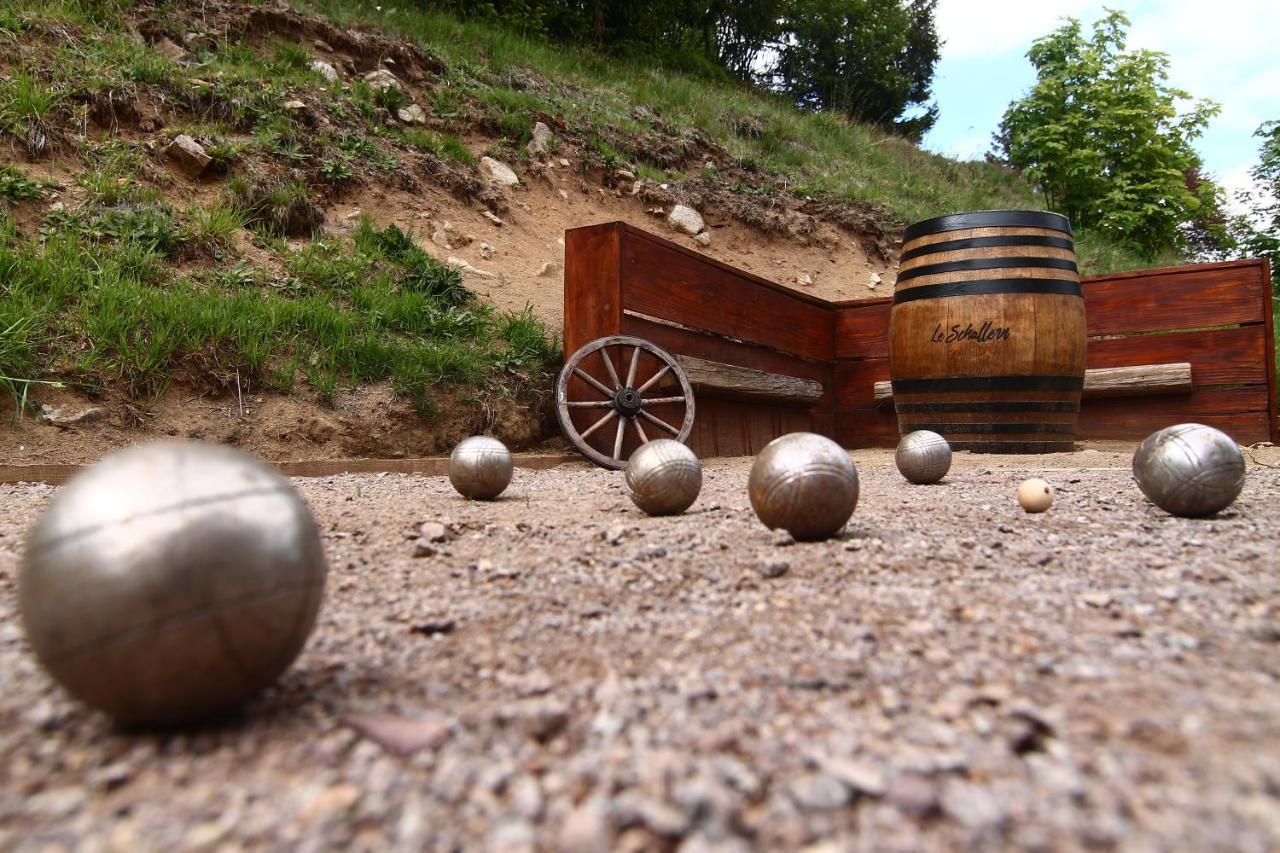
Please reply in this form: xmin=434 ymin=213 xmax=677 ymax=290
xmin=625 ymin=439 xmax=702 ymax=516
xmin=1132 ymin=423 xmax=1245 ymax=518
xmin=748 ymin=432 xmax=859 ymax=541
xmin=895 ymin=430 xmax=952 ymax=484
xmin=18 ymin=442 xmax=327 ymax=726
xmin=449 ymin=436 xmax=514 ymax=500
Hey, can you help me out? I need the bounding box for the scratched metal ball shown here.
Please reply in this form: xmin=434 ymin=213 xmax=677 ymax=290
xmin=895 ymin=430 xmax=952 ymax=484
xmin=18 ymin=442 xmax=327 ymax=726
xmin=1132 ymin=423 xmax=1245 ymax=517
xmin=624 ymin=439 xmax=702 ymax=516
xmin=449 ymin=436 xmax=514 ymax=500
xmin=748 ymin=432 xmax=859 ymax=541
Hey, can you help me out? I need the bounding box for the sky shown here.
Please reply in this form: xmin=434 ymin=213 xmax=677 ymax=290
xmin=921 ymin=0 xmax=1280 ymax=201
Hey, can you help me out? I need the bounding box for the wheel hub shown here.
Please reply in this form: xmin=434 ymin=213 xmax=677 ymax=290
xmin=614 ymin=386 xmax=643 ymax=417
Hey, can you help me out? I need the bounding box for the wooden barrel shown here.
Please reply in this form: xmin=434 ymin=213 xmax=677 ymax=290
xmin=888 ymin=210 xmax=1086 ymax=453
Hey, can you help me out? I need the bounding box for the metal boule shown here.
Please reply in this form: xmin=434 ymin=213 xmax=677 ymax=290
xmin=18 ymin=441 xmax=328 ymax=726
xmin=748 ymin=432 xmax=858 ymax=541
xmin=895 ymin=430 xmax=952 ymax=484
xmin=624 ymin=439 xmax=702 ymax=516
xmin=1132 ymin=423 xmax=1245 ymax=517
xmin=449 ymin=436 xmax=514 ymax=500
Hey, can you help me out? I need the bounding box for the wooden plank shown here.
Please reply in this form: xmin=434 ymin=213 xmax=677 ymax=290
xmin=1082 ymin=261 xmax=1266 ymax=337
xmin=676 ymin=355 xmax=824 ymax=403
xmin=1262 ymin=257 xmax=1278 ymax=443
xmin=621 ymin=314 xmax=831 ymax=398
xmin=1082 ymin=363 xmax=1193 ymax=397
xmin=564 ymin=223 xmax=624 ymax=356
xmin=1086 ymin=326 xmax=1268 ymax=387
xmin=622 ymin=230 xmax=834 ymax=361
xmin=833 ymin=297 xmax=892 ymax=360
xmin=870 ymin=362 xmax=1193 ymax=402
xmin=0 ymin=454 xmax=581 ymax=486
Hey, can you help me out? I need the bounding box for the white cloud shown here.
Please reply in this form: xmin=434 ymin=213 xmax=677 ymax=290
xmin=931 ymin=0 xmax=1280 ymax=179
xmin=934 ymin=0 xmax=1094 ymax=60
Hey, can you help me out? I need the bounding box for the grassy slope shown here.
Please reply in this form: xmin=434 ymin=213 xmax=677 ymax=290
xmin=302 ymin=0 xmax=1173 ymax=273
xmin=0 ymin=0 xmax=1178 ymax=414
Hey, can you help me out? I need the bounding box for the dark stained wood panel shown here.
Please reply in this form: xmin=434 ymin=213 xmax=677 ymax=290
xmin=833 ymin=358 xmax=891 ymax=410
xmin=622 ymin=232 xmax=834 ymax=362
xmin=689 ymin=399 xmax=814 ymax=458
xmin=833 ymin=298 xmax=892 ymax=359
xmin=1078 ymin=410 xmax=1270 ymax=443
xmin=564 ymin=223 xmax=623 ymax=356
xmin=1086 ymin=326 xmax=1268 ymax=387
xmin=1083 ymin=262 xmax=1266 ymax=337
xmin=1262 ymin=258 xmax=1278 ymax=443
xmin=833 ymin=409 xmax=899 ymax=447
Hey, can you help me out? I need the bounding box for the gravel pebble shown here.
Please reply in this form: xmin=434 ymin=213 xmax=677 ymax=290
xmin=1 ymin=449 xmax=1278 ymax=849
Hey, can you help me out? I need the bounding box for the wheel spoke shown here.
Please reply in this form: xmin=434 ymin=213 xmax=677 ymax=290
xmin=612 ymin=417 xmax=625 ymax=460
xmin=599 ymin=347 xmax=622 ymax=390
xmin=573 ymin=367 xmax=615 ymax=398
xmin=579 ymin=409 xmax=618 ymax=440
xmin=625 ymin=345 xmax=641 ymax=387
xmin=636 ymin=365 xmax=671 ymax=394
xmin=642 ymin=395 xmax=686 ymax=405
xmin=564 ymin=400 xmax=614 ymax=408
xmin=633 ymin=416 xmax=648 ymax=444
xmin=639 ymin=409 xmax=681 ymax=436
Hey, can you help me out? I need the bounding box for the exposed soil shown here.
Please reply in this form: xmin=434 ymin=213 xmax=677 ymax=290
xmin=1 ymin=0 xmax=903 ymax=465
xmin=2 ymin=449 xmax=1279 ymax=849
xmin=4 ymin=380 xmax=555 ymax=466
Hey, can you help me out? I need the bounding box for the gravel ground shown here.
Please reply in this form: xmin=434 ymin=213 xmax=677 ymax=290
xmin=2 ymin=447 xmax=1279 ymax=851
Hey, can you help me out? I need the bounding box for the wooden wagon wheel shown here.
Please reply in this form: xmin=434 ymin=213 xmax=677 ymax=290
xmin=556 ymin=335 xmax=696 ymax=469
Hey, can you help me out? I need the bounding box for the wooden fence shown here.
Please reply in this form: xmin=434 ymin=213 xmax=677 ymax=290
xmin=565 ymin=222 xmax=1277 ymax=454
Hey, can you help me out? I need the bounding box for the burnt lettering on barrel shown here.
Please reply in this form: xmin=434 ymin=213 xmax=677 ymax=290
xmin=930 ymin=322 xmax=1012 ymax=344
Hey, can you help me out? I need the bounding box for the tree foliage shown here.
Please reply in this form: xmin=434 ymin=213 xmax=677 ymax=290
xmin=995 ymin=11 xmax=1221 ymax=257
xmin=1227 ymin=121 xmax=1280 ymax=280
xmin=417 ymin=0 xmax=940 ymax=139
xmin=774 ymin=0 xmax=939 ymax=140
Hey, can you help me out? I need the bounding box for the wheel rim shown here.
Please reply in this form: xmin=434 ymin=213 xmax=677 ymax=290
xmin=555 ymin=335 xmax=696 ymax=469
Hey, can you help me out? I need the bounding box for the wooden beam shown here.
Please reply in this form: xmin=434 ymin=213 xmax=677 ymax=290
xmin=677 ymin=355 xmax=824 ymax=404
xmin=1079 ymin=363 xmax=1194 ymax=398
xmin=873 ymin=362 xmax=1193 ymax=404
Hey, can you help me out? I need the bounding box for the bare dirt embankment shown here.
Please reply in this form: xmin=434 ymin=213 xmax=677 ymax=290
xmin=2 ymin=0 xmax=897 ymax=466
xmin=2 ymin=450 xmax=1279 ymax=849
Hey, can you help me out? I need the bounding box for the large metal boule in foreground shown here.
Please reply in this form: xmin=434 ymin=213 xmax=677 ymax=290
xmin=895 ymin=430 xmax=952 ymax=484
xmin=449 ymin=436 xmax=514 ymax=500
xmin=748 ymin=432 xmax=859 ymax=541
xmin=1132 ymin=423 xmax=1245 ymax=517
xmin=18 ymin=442 xmax=328 ymax=726
xmin=625 ymin=439 xmax=702 ymax=516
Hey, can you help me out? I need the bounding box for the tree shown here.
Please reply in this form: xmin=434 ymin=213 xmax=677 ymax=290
xmin=995 ymin=11 xmax=1220 ymax=257
xmin=1227 ymin=121 xmax=1280 ymax=282
xmin=773 ymin=0 xmax=939 ymax=140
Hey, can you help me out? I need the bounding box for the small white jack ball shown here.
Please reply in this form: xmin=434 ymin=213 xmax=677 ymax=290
xmin=1017 ymin=478 xmax=1053 ymax=513
xmin=625 ymin=439 xmax=702 ymax=516
xmin=449 ymin=436 xmax=513 ymax=500
xmin=895 ymin=430 xmax=952 ymax=484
